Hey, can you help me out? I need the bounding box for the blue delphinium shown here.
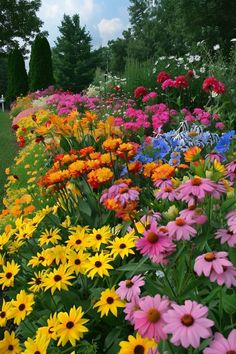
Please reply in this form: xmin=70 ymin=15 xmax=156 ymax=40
xmin=214 ymin=130 xmax=235 ymax=154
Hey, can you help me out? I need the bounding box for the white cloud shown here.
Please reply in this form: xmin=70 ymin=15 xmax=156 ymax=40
xmin=97 ymin=18 xmax=124 ymax=45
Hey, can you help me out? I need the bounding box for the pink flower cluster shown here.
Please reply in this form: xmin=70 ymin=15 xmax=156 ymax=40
xmin=182 ymin=107 xmax=225 ymax=129
xmin=161 ymin=75 xmax=189 ymax=90
xmin=122 ymin=290 xmax=214 ymax=348
xmin=145 ymin=103 xmax=177 ymax=131
xmin=47 ymin=93 xmax=99 ymax=115
xmin=194 ymin=251 xmax=236 ymax=287
xmin=123 ymin=108 xmax=150 ymax=131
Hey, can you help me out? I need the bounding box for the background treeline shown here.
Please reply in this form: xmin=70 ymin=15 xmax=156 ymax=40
xmin=1 ymin=0 xmax=236 ymax=101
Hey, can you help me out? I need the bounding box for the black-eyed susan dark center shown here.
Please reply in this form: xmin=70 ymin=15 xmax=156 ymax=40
xmin=106 ymin=297 xmax=114 ymax=304
xmin=66 ymin=321 xmax=74 ymax=329
xmin=54 ymin=275 xmax=62 ymax=282
xmin=134 ymin=345 xmax=145 ymax=354
xmin=95 ymin=261 xmax=102 ymax=268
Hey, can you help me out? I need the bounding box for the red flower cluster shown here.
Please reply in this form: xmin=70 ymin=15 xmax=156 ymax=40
xmin=174 ymin=75 xmax=189 ymax=89
xmin=157 ymin=71 xmax=171 ymax=83
xmin=134 ymin=86 xmax=148 ymax=98
xmin=202 ymin=77 xmax=226 ymax=95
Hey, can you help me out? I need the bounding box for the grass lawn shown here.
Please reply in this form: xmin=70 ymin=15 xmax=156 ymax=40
xmin=0 ymin=111 xmax=18 ymax=205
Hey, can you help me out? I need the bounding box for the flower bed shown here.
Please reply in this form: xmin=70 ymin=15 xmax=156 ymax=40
xmin=0 ymin=73 xmax=235 ymax=353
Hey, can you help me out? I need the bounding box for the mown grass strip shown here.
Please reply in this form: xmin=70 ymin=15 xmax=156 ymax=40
xmin=0 ymin=111 xmax=18 ymax=206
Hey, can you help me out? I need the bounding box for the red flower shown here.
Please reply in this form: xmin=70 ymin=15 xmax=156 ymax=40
xmin=35 ymin=136 xmax=44 ymax=143
xmin=186 ymin=70 xmax=194 ymax=77
xmin=174 ymin=75 xmax=189 ymax=89
xmin=202 ymin=77 xmax=226 ymax=94
xmin=54 ymin=154 xmax=65 ymax=162
xmin=157 ymin=71 xmax=171 ymax=83
xmin=18 ymin=136 xmax=25 ymax=148
xmin=134 ymin=86 xmax=148 ymax=98
xmin=12 ymin=124 xmax=19 ymax=131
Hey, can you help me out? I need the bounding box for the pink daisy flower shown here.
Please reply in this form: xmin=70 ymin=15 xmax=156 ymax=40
xmin=116 ymin=274 xmax=145 ymax=301
xmin=227 ymin=210 xmax=236 ymax=233
xmin=167 ymin=217 xmax=197 ymax=241
xmin=163 ymin=300 xmax=214 ymax=348
xmin=155 ymin=185 xmax=176 ymax=201
xmin=194 ymin=252 xmax=233 ymax=277
xmin=215 ymin=228 xmax=236 ymax=247
xmin=135 ymin=223 xmax=176 ymax=264
xmin=210 ymin=266 xmax=236 ymax=288
xmin=133 ymin=294 xmax=170 ymax=341
xmin=124 ymin=296 xmax=141 ymax=325
xmin=204 ymin=329 xmax=236 ymax=354
xmin=180 ymin=206 xmax=208 ymax=225
xmin=176 ymin=177 xmax=219 ymax=203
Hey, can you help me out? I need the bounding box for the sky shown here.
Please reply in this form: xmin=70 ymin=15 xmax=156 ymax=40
xmin=38 ymin=0 xmax=131 ymax=48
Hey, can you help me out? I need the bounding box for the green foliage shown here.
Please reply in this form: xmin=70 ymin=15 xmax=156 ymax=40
xmin=0 ymin=56 xmax=8 ymax=95
xmin=124 ymin=58 xmax=156 ymax=93
xmin=0 ymin=0 xmax=43 ymax=54
xmin=29 ymin=35 xmax=54 ymax=92
xmin=6 ymin=48 xmax=28 ymax=103
xmin=53 ymin=14 xmax=95 ymax=92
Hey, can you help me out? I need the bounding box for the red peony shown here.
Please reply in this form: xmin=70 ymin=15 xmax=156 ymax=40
xmin=174 ymin=75 xmax=189 ymax=89
xmin=157 ymin=71 xmax=171 ymax=83
xmin=202 ymin=77 xmax=226 ymax=94
xmin=134 ymin=86 xmax=148 ymax=98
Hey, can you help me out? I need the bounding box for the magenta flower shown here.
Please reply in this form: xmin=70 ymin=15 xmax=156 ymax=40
xmin=210 ymin=265 xmax=236 ymax=288
xmin=176 ymin=177 xmax=219 ymax=203
xmin=124 ymin=296 xmax=141 ymax=325
xmin=133 ymin=294 xmax=170 ymax=341
xmin=135 ymin=223 xmax=176 ymax=264
xmin=116 ymin=275 xmax=145 ymax=301
xmin=180 ymin=207 xmax=208 ymax=225
xmin=227 ymin=210 xmax=236 ymax=233
xmin=194 ymin=252 xmax=233 ymax=277
xmin=167 ymin=217 xmax=197 ymax=241
xmin=163 ymin=300 xmax=214 ymax=348
xmin=155 ymin=185 xmax=176 ymax=201
xmin=204 ymin=329 xmax=236 ymax=354
xmin=215 ymin=228 xmax=236 ymax=247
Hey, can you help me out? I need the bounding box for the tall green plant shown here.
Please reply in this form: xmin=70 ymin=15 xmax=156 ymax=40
xmin=124 ymin=58 xmax=156 ymax=93
xmin=29 ymin=35 xmax=54 ymax=91
xmin=6 ymin=48 xmax=28 ymax=103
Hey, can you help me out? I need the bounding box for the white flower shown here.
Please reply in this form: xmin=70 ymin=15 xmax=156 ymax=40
xmin=188 ymin=55 xmax=195 ymax=63
xmin=231 ymin=38 xmax=236 ymax=42
xmin=194 ymin=55 xmax=201 ymax=61
xmin=200 ymin=67 xmax=206 ymax=73
xmin=213 ymin=44 xmax=220 ymax=50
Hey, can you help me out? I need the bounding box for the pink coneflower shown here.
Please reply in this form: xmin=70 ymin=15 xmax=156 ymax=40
xmin=124 ymin=296 xmax=141 ymax=325
xmin=135 ymin=223 xmax=176 ymax=264
xmin=227 ymin=210 xmax=236 ymax=233
xmin=163 ymin=300 xmax=214 ymax=348
xmin=194 ymin=252 xmax=233 ymax=277
xmin=176 ymin=177 xmax=220 ymax=203
xmin=215 ymin=229 xmax=236 ymax=247
xmin=180 ymin=206 xmax=208 ymax=225
xmin=167 ymin=217 xmax=197 ymax=241
xmin=116 ymin=275 xmax=145 ymax=301
xmin=133 ymin=294 xmax=170 ymax=341
xmin=210 ymin=265 xmax=236 ymax=288
xmin=206 ymin=152 xmax=224 ymax=162
xmin=114 ymin=186 xmax=140 ymax=206
xmin=155 ymin=185 xmax=176 ymax=202
xmin=203 ymin=329 xmax=236 ymax=354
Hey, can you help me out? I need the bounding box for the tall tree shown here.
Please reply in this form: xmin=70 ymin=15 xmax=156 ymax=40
xmin=53 ymin=14 xmax=95 ymax=92
xmin=0 ymin=0 xmax=43 ymax=54
xmin=6 ymin=48 xmax=28 ymax=103
xmin=0 ymin=56 xmax=8 ymax=96
xmin=29 ymin=35 xmax=54 ymax=91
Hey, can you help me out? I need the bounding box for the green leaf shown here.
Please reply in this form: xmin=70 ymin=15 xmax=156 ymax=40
xmin=78 ymin=198 xmax=92 ymax=217
xmin=60 ymin=136 xmax=71 ymax=152
xmin=222 ymin=293 xmax=236 ymax=314
xmin=229 ymin=247 xmax=236 ymax=266
xmin=221 ymin=197 xmax=236 ymax=211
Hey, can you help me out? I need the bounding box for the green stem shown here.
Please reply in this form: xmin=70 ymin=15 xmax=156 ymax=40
xmin=159 ymin=264 xmax=178 ymax=301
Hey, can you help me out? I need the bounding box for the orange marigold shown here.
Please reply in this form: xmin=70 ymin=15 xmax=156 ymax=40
xmin=184 ymin=146 xmax=202 ymax=162
xmin=87 ymin=168 xmax=113 ymax=189
xmin=152 ymin=164 xmax=175 ymax=182
xmin=102 ymin=137 xmax=122 ymax=151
